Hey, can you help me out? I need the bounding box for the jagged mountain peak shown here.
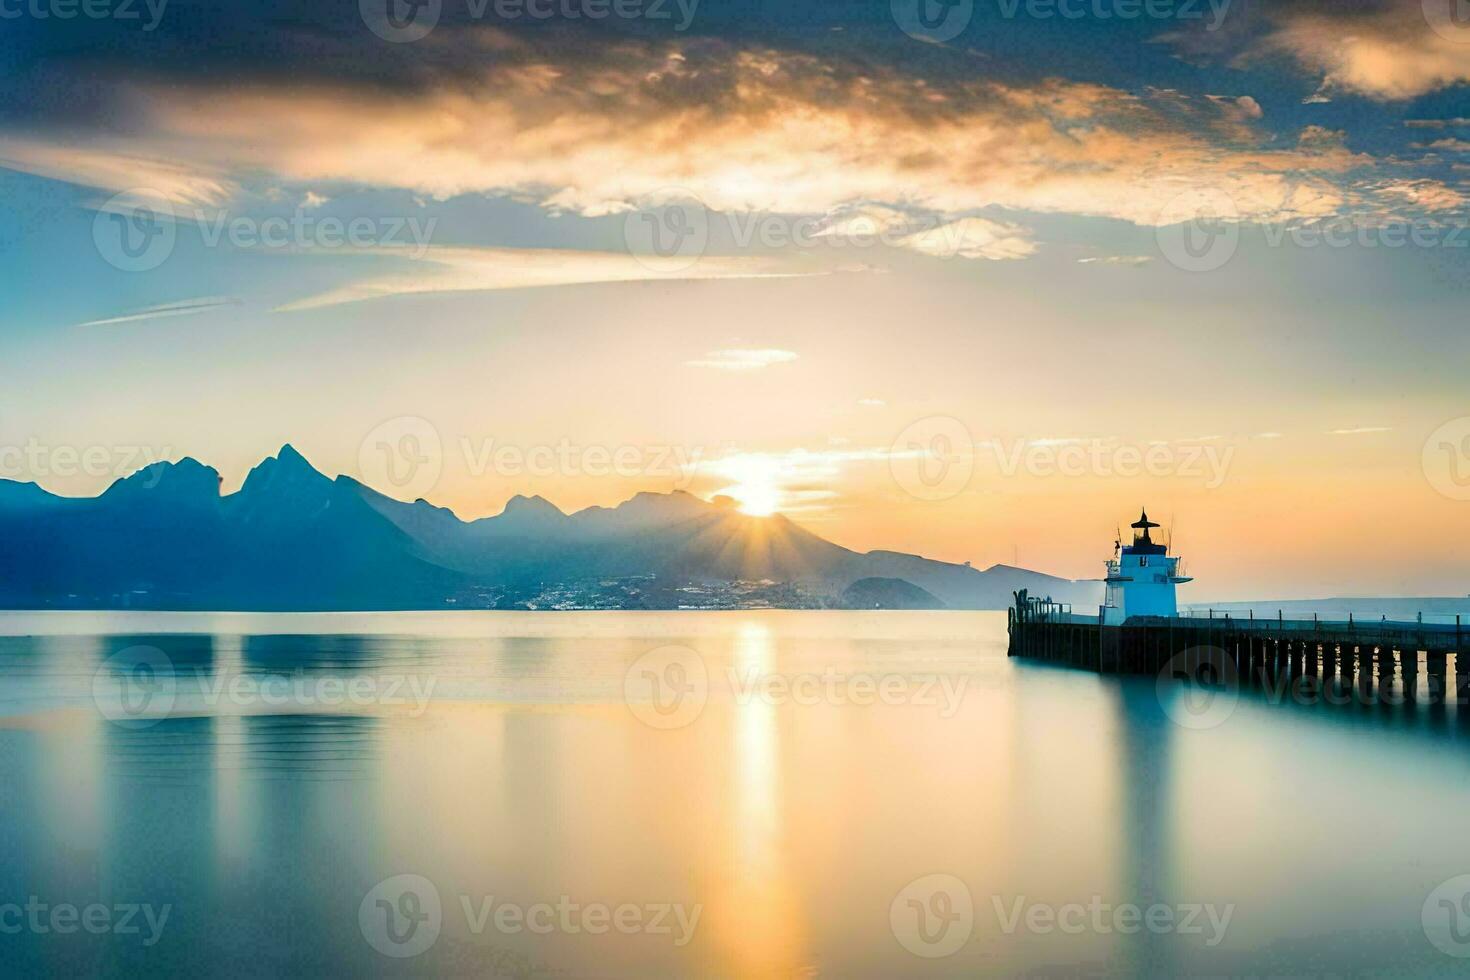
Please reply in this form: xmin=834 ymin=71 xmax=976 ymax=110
xmin=237 ymin=444 xmax=330 ymax=494
xmin=500 ymin=494 xmax=566 ymax=518
xmin=266 ymin=442 xmax=322 ymax=476
xmin=102 ymin=457 xmax=221 ymax=503
xmin=225 ymin=444 xmax=338 ymax=527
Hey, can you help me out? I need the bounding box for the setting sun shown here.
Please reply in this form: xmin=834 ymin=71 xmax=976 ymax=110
xmin=730 ymin=481 xmax=779 ymax=517
xmin=709 ymin=454 xmax=785 ymax=516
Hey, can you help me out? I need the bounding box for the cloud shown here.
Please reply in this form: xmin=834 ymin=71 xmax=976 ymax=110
xmin=812 ymin=207 xmax=1038 ymax=260
xmin=75 ymin=296 xmax=241 ymax=327
xmin=0 ymin=37 xmax=1408 ymax=232
xmin=0 ymin=138 xmax=234 ymax=207
xmin=1372 ymin=178 xmax=1468 ymax=211
xmin=812 ymin=206 xmax=913 ymax=241
xmin=1415 ymin=138 xmax=1470 ymax=152
xmin=894 ymin=217 xmax=1038 ymax=260
xmin=1078 ymin=255 xmax=1153 ymax=266
xmin=686 ymin=349 xmax=799 ymax=371
xmin=857 ymin=398 xmax=887 ymax=407
xmin=1261 ymin=3 xmax=1470 ymax=101
xmin=1204 ymin=93 xmax=1266 ymax=139
xmin=274 ymin=246 xmax=828 ymax=312
xmin=1328 ymin=426 xmax=1393 ymax=435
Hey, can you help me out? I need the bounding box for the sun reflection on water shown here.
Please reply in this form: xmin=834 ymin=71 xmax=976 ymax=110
xmin=707 ymin=620 xmax=810 ymax=976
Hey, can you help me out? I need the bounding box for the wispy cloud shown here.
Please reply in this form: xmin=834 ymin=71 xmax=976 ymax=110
xmin=1414 ymin=139 xmax=1470 ymax=152
xmin=1078 ymin=255 xmax=1153 ymax=266
xmin=686 ymin=349 xmax=799 ymax=371
xmin=76 ymin=296 xmax=241 ymax=327
xmin=0 ymin=139 xmax=234 ymax=207
xmin=1405 ymin=118 xmax=1470 ymax=129
xmin=1328 ymin=426 xmax=1392 ymax=435
xmin=274 ymin=247 xmax=830 ymax=312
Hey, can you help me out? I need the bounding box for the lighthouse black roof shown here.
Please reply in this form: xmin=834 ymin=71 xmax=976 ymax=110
xmin=1123 ymin=508 xmax=1166 ymax=556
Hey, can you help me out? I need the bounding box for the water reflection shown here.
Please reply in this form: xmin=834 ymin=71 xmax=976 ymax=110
xmin=1 ymin=613 xmax=1469 ymax=977
xmin=711 ymin=621 xmax=807 ymax=977
xmin=1112 ymin=682 xmax=1175 ymax=977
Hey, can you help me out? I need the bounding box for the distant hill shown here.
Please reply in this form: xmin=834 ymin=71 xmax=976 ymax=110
xmin=0 ymin=445 xmax=1104 ymax=611
xmin=841 ymin=577 xmax=945 ymax=610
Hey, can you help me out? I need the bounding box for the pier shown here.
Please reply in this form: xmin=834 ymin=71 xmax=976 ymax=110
xmin=1007 ymin=508 xmax=1467 ymax=703
xmin=1008 ymin=594 xmax=1468 ymax=702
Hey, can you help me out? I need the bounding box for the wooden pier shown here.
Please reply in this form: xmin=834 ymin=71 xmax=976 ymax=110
xmin=1007 ymin=593 xmax=1468 ymax=703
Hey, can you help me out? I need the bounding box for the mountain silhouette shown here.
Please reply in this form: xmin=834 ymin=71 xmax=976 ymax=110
xmin=840 ymin=577 xmax=945 ymax=610
xmin=0 ymin=446 xmax=1103 ymax=611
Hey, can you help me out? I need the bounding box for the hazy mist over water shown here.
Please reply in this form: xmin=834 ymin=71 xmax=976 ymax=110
xmin=2 ymin=611 xmax=1469 ymax=977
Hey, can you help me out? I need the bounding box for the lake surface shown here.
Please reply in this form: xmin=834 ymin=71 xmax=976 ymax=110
xmin=2 ymin=610 xmax=1470 ymax=977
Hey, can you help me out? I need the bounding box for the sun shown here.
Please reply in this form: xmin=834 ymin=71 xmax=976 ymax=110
xmin=714 ymin=455 xmax=783 ymax=516
xmin=728 ymin=481 xmax=779 ymax=517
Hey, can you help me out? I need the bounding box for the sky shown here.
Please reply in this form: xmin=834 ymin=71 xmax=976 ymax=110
xmin=1 ymin=0 xmax=1468 ymax=600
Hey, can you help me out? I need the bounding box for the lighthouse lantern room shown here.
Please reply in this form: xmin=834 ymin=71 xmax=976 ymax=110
xmin=1101 ymin=509 xmax=1192 ymax=626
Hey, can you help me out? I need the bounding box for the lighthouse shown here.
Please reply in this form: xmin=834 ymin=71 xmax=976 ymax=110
xmin=1102 ymin=509 xmax=1192 ymax=625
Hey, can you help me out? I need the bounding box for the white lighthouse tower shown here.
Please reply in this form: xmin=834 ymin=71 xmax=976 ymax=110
xmin=1102 ymin=509 xmax=1192 ymax=625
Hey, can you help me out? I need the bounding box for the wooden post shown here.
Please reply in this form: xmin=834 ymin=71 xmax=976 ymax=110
xmin=1427 ymin=650 xmax=1448 ymax=705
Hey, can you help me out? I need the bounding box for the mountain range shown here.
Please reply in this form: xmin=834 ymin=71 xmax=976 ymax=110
xmin=0 ymin=445 xmax=1104 ymax=611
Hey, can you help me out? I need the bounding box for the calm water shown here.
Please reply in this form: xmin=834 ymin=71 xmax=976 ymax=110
xmin=2 ymin=610 xmax=1470 ymax=977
